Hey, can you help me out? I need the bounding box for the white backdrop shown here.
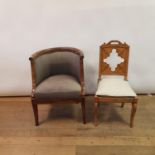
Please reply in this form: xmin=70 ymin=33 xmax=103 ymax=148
xmin=0 ymin=0 xmax=155 ymax=96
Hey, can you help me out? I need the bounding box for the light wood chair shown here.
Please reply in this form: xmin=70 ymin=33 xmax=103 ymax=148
xmin=94 ymin=40 xmax=138 ymax=127
xmin=29 ymin=47 xmax=86 ymax=126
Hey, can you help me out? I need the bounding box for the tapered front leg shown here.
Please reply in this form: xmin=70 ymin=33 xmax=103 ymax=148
xmin=32 ymin=100 xmax=39 ymax=126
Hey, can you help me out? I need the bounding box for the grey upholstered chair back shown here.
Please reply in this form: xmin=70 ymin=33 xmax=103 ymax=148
xmin=33 ymin=50 xmax=82 ymax=86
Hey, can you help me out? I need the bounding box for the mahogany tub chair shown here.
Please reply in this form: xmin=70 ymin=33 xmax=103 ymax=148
xmin=29 ymin=47 xmax=86 ymax=126
xmin=94 ymin=40 xmax=138 ymax=127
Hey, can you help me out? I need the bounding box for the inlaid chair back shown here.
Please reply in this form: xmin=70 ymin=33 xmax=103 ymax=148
xmin=99 ymin=40 xmax=129 ymax=80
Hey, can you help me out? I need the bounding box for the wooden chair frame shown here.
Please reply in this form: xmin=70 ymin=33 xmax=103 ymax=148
xmin=94 ymin=40 xmax=138 ymax=128
xmin=29 ymin=47 xmax=86 ymax=126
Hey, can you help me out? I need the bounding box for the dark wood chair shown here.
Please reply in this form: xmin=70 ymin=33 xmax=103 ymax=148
xmin=29 ymin=47 xmax=86 ymax=126
xmin=94 ymin=40 xmax=138 ymax=127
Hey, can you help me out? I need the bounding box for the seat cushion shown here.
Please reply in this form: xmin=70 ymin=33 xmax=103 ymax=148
xmin=34 ymin=75 xmax=81 ymax=99
xmin=96 ymin=78 xmax=136 ymax=97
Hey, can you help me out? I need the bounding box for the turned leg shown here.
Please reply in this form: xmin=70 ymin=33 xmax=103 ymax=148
xmin=94 ymin=102 xmax=98 ymax=126
xmin=130 ymin=99 xmax=138 ymax=128
xmin=121 ymin=102 xmax=125 ymax=108
xmin=81 ymin=98 xmax=86 ymax=124
xmin=32 ymin=100 xmax=39 ymax=126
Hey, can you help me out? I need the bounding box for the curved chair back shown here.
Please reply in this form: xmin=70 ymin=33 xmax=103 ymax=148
xmin=29 ymin=47 xmax=84 ymax=88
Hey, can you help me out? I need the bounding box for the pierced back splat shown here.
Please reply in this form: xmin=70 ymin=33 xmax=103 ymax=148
xmin=99 ymin=40 xmax=129 ymax=80
xmin=103 ymin=49 xmax=124 ymax=72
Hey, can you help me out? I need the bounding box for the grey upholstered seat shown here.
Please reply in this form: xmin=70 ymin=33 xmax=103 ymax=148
xmin=35 ymin=74 xmax=81 ymax=99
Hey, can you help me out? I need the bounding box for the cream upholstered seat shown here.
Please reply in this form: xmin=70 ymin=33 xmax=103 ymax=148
xmin=96 ymin=77 xmax=136 ymax=97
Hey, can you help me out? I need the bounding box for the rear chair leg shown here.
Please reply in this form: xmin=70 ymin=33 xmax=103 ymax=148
xmin=121 ymin=102 xmax=125 ymax=108
xmin=94 ymin=102 xmax=98 ymax=126
xmin=81 ymin=98 xmax=86 ymax=124
xmin=130 ymin=99 xmax=138 ymax=128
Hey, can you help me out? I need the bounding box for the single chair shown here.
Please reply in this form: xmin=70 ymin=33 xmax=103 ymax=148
xmin=29 ymin=47 xmax=86 ymax=126
xmin=94 ymin=40 xmax=138 ymax=127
